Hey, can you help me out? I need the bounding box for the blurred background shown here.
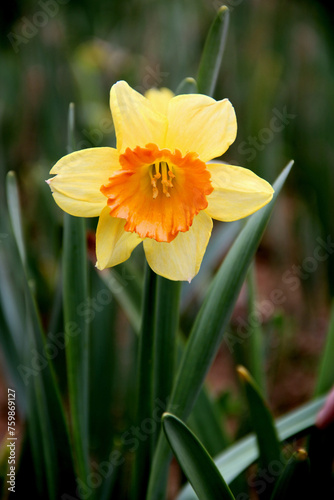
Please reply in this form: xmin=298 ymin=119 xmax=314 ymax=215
xmin=1 ymin=0 xmax=334 ymax=495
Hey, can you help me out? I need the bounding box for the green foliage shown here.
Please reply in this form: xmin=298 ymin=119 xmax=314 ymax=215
xmin=237 ymin=366 xmax=281 ymax=473
xmin=197 ymin=6 xmax=230 ymax=97
xmin=163 ymin=413 xmax=235 ymax=500
xmin=146 ymin=163 xmax=293 ymax=500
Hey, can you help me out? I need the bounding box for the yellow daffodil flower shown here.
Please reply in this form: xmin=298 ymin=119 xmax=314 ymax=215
xmin=47 ymin=81 xmax=274 ymax=281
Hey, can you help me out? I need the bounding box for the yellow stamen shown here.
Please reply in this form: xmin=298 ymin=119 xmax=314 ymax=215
xmin=150 ymin=161 xmax=174 ymax=198
xmin=149 ymin=164 xmax=159 ymax=199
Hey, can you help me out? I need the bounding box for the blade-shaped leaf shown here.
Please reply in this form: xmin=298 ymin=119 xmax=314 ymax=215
xmin=181 ymin=221 xmax=241 ymax=312
xmin=197 ymin=6 xmax=230 ymax=97
xmin=147 ymin=163 xmax=293 ymax=500
xmin=163 ymin=413 xmax=235 ymax=500
xmin=98 ymin=264 xmax=142 ymax=332
xmin=62 ymin=103 xmax=91 ymax=490
xmin=63 ymin=214 xmax=90 ymax=479
xmin=244 ymin=262 xmax=266 ymax=392
xmin=98 ymin=261 xmax=227 ymax=459
xmin=88 ymin=266 xmax=119 ymax=499
xmin=6 ymin=171 xmax=26 ymax=268
xmin=0 ymin=278 xmax=26 ymax=412
xmin=175 ymin=77 xmax=198 ymax=95
xmin=314 ymin=298 xmax=334 ymax=396
xmin=237 ymin=365 xmax=281 ymax=467
xmin=5 ymin=171 xmax=77 ymax=498
xmin=188 ymin=386 xmax=229 ymax=456
xmin=178 ymin=395 xmax=326 ymax=500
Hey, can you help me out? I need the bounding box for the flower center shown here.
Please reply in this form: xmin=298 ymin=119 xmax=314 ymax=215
xmin=149 ymin=161 xmax=175 ymax=199
xmin=100 ymin=143 xmax=213 ymax=243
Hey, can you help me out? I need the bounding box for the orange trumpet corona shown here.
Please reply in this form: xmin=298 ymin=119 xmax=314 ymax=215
xmin=100 ymin=144 xmax=213 ymax=242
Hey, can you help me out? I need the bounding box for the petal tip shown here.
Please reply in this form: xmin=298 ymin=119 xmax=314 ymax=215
xmin=111 ymin=80 xmax=128 ymax=93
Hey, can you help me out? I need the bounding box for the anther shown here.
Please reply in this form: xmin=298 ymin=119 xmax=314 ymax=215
xmin=150 ymin=161 xmax=174 ymax=198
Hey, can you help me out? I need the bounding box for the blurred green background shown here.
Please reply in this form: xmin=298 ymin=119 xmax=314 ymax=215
xmin=1 ymin=0 xmax=334 ymax=475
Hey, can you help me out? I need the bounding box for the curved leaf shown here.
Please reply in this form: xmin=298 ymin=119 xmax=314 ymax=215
xmin=314 ymin=298 xmax=334 ymax=396
xmin=163 ymin=413 xmax=235 ymax=500
xmin=197 ymin=6 xmax=230 ymax=97
xmin=175 ymin=77 xmax=198 ymax=95
xmin=147 ymin=162 xmax=293 ymax=500
xmin=237 ymin=366 xmax=281 ymax=467
xmin=62 ymin=103 xmax=91 ymax=493
xmin=178 ymin=395 xmax=326 ymax=500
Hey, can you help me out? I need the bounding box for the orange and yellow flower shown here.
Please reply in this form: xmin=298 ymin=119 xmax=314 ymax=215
xmin=47 ymin=81 xmax=274 ymax=281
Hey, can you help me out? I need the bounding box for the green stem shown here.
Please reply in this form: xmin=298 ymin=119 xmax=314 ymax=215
xmin=153 ymin=278 xmax=181 ymax=449
xmin=131 ymin=263 xmax=158 ymax=500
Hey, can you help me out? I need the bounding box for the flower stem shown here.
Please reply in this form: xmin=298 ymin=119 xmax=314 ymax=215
xmin=131 ymin=262 xmax=158 ymax=500
xmin=153 ymin=277 xmax=181 ymax=449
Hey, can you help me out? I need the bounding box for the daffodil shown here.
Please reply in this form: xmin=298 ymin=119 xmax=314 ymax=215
xmin=47 ymin=81 xmax=274 ymax=281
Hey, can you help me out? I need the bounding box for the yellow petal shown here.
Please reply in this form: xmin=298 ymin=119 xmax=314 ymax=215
xmin=145 ymin=87 xmax=174 ymax=116
xmin=110 ymin=81 xmax=167 ymax=153
xmin=205 ymin=162 xmax=274 ymax=221
xmin=96 ymin=206 xmax=142 ymax=269
xmin=165 ymin=94 xmax=237 ymax=162
xmin=143 ymin=211 xmax=213 ymax=282
xmin=48 ymin=148 xmax=119 ymax=217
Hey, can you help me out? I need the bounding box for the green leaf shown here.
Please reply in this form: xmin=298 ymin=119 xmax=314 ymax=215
xmin=6 ymin=171 xmax=26 ymax=269
xmin=237 ymin=365 xmax=281 ymax=468
xmin=88 ymin=266 xmax=116 ymax=459
xmin=178 ymin=395 xmax=326 ymax=500
xmin=175 ymin=77 xmax=198 ymax=95
xmin=163 ymin=413 xmax=235 ymax=500
xmin=62 ymin=104 xmax=91 ymax=493
xmin=98 ymin=263 xmax=142 ymax=332
xmin=88 ymin=266 xmax=119 ymax=499
xmin=314 ymin=298 xmax=334 ymax=396
xmin=270 ymin=449 xmax=311 ymax=500
xmin=188 ymin=386 xmax=230 ymax=457
xmin=98 ymin=260 xmax=225 ymax=462
xmin=181 ymin=221 xmax=241 ymax=311
xmin=244 ymin=262 xmax=266 ymax=392
xmin=5 ymin=171 xmax=76 ymax=498
xmin=63 ymin=215 xmax=90 ymax=475
xmin=0 ymin=269 xmax=26 ymax=412
xmin=197 ymin=6 xmax=230 ymax=97
xmin=99 ymin=264 xmax=228 ymax=488
xmin=147 ymin=162 xmax=293 ymax=500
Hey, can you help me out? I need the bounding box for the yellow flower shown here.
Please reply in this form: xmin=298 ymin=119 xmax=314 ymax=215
xmin=47 ymin=81 xmax=274 ymax=281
